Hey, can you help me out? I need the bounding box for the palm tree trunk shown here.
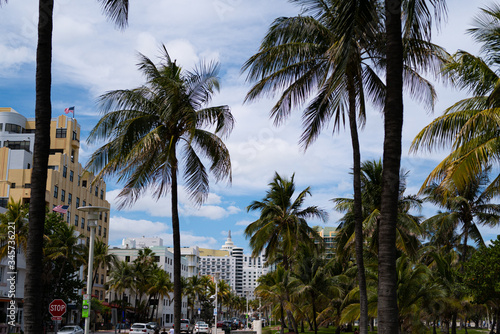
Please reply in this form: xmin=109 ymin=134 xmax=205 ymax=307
xmin=280 ymin=303 xmax=286 ymax=334
xmin=25 ymin=1 xmax=53 ymax=334
xmin=379 ymin=1 xmax=403 ymax=334
xmin=172 ymin=159 xmax=182 ymax=334
xmin=310 ymin=292 xmax=317 ymax=334
xmin=347 ymin=73 xmax=368 ymax=334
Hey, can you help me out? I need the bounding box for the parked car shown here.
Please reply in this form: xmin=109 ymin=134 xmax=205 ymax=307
xmin=194 ymin=322 xmax=209 ymax=333
xmin=130 ymin=323 xmax=155 ymax=334
xmin=147 ymin=323 xmax=160 ymax=330
xmin=179 ymin=319 xmax=194 ymax=334
xmin=58 ymin=325 xmax=84 ymax=334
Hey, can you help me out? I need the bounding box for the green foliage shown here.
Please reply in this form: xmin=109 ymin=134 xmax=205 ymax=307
xmin=463 ymin=236 xmax=500 ymax=304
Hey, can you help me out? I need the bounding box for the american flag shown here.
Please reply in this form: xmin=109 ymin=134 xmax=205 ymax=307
xmin=53 ymin=205 xmax=69 ymax=214
xmin=64 ymin=106 xmax=75 ymax=114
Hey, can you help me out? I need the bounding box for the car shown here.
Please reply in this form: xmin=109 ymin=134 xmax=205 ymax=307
xmin=194 ymin=322 xmax=209 ymax=333
xmin=130 ymin=323 xmax=155 ymax=334
xmin=147 ymin=323 xmax=159 ymax=330
xmin=58 ymin=325 xmax=84 ymax=334
xmin=179 ymin=319 xmax=194 ymax=334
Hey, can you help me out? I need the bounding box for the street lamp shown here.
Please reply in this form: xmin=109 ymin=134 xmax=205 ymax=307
xmin=213 ymin=273 xmax=219 ymax=334
xmin=78 ymin=206 xmax=110 ymax=334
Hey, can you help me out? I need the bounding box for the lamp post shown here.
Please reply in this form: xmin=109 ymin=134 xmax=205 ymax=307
xmin=78 ymin=206 xmax=110 ymax=334
xmin=213 ymin=273 xmax=219 ymax=334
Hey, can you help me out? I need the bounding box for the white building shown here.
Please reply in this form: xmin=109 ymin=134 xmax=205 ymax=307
xmin=109 ymin=237 xmax=190 ymax=326
xmin=198 ymin=232 xmax=268 ymax=299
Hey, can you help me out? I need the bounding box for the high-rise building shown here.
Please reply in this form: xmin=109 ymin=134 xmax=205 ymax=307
xmin=0 ymin=107 xmax=111 ymax=324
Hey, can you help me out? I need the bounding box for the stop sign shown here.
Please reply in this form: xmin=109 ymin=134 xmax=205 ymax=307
xmin=49 ymin=299 xmax=67 ymax=317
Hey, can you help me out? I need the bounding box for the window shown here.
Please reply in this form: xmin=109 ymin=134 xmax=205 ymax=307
xmin=104 ymin=212 xmax=108 ymax=223
xmin=61 ymin=189 xmax=65 ymax=202
xmin=82 ymin=180 xmax=87 ymax=188
xmin=103 ymin=227 xmax=107 ymax=238
xmin=81 ymin=217 xmax=85 ymax=229
xmin=0 ymin=124 xmax=2 ymax=131
xmin=82 ymin=200 xmax=86 ymax=207
xmin=69 ymin=170 xmax=74 ymax=182
xmin=54 ymin=185 xmax=58 ymax=198
xmin=98 ymin=225 xmax=102 ymax=236
xmin=68 ymin=193 xmax=72 ymax=205
xmin=62 ymin=166 xmax=67 ymax=178
xmin=5 ymin=123 xmax=22 ymax=133
xmin=74 ymin=214 xmax=79 ymax=226
xmin=77 ymin=175 xmax=80 ymax=186
xmin=66 ymin=211 xmax=71 ymax=224
xmin=100 ymin=189 xmax=104 ymax=200
xmin=95 ymin=186 xmax=98 ymax=197
xmin=76 ymin=197 xmax=80 ymax=208
xmin=4 ymin=140 xmax=30 ymax=151
xmin=154 ymin=256 xmax=160 ymax=262
xmin=11 ymin=183 xmax=15 ymax=189
xmin=101 ymin=274 xmax=104 ymax=284
xmin=72 ymin=131 xmax=78 ymax=141
xmin=56 ymin=128 xmax=67 ymax=138
xmin=24 ymin=183 xmax=31 ymax=188
xmin=125 ymin=256 xmax=130 ymax=262
xmin=71 ymin=150 xmax=75 ymax=163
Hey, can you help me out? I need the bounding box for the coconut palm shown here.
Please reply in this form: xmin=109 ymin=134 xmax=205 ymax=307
xmin=245 ymin=172 xmax=327 ymax=333
xmin=333 ymin=160 xmax=423 ymax=259
xmin=421 ymin=167 xmax=500 ymax=265
xmin=0 ymin=0 xmax=130 ymax=331
xmin=86 ymin=45 xmax=233 ymax=333
xmin=108 ymin=260 xmax=135 ymax=322
xmin=411 ymin=4 xmax=500 ymax=191
xmin=379 ymin=1 xmax=447 ymax=331
xmin=82 ymin=238 xmax=117 ymax=288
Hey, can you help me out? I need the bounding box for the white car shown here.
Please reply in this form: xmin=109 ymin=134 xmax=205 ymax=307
xmin=194 ymin=322 xmax=209 ymax=333
xmin=130 ymin=323 xmax=155 ymax=334
xmin=58 ymin=326 xmax=84 ymax=334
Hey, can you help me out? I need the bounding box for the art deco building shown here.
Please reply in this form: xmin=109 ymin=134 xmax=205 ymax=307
xmin=0 ymin=107 xmax=110 ymax=323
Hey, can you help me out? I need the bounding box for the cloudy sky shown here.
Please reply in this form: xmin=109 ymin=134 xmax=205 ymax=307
xmin=1 ymin=0 xmax=498 ymax=253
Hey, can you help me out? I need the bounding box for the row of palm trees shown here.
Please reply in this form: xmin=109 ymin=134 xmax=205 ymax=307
xmin=247 ymin=162 xmax=500 ymax=334
xmin=106 ymin=254 xmax=252 ymax=324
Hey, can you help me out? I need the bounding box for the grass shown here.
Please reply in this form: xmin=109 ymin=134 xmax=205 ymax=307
xmin=262 ymin=326 xmax=491 ymax=334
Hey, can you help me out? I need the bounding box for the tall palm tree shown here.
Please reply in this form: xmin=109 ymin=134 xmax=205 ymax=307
xmin=86 ymin=45 xmax=233 ymax=333
xmin=242 ymin=4 xmax=383 ymax=331
xmin=108 ymin=260 xmax=135 ymax=322
xmin=245 ymin=172 xmax=327 ymax=333
xmin=379 ymin=1 xmax=446 ymax=332
xmin=0 ymin=1 xmax=131 ymax=332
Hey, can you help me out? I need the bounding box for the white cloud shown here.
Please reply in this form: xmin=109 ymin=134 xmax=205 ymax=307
xmin=235 ymin=220 xmax=252 ymax=226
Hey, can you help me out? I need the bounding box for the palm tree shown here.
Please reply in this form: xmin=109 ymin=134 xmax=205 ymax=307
xmin=245 ymin=172 xmax=327 ymax=333
xmin=148 ymin=268 xmax=173 ymax=321
xmin=333 ymin=160 xmax=423 ymax=259
xmin=0 ymin=198 xmax=29 ymax=279
xmin=86 ymin=45 xmax=233 ymax=333
xmin=108 ymin=260 xmax=135 ymax=323
xmin=379 ymin=1 xmax=446 ymax=331
xmin=0 ymin=0 xmax=130 ymax=331
xmin=410 ymin=4 xmax=500 ymax=190
xmin=245 ymin=172 xmax=327 ymax=270
xmin=421 ymin=167 xmax=500 ymax=265
xmin=83 ymin=238 xmax=118 ymax=288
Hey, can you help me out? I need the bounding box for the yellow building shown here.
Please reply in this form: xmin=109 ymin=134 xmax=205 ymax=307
xmin=0 ymin=107 xmax=110 ymax=301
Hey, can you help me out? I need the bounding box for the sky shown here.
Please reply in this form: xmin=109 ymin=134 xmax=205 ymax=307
xmin=1 ymin=0 xmax=499 ymax=254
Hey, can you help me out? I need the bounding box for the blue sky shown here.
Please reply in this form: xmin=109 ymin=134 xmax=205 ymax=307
xmin=1 ymin=0 xmax=499 ymax=253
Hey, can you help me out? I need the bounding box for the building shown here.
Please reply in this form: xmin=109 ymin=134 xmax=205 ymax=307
xmin=0 ymin=107 xmax=111 ymax=324
xmin=198 ymin=231 xmax=268 ymax=299
xmin=315 ymin=226 xmax=338 ymax=258
xmin=112 ymin=237 xmax=190 ymax=326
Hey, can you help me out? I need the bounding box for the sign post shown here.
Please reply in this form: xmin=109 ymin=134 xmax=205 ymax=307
xmin=82 ymin=294 xmax=90 ymax=318
xmin=49 ymin=299 xmax=67 ymax=334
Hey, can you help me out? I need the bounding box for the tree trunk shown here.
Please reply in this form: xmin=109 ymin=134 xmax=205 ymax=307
xmin=378 ymin=1 xmax=403 ymax=334
xmin=25 ymin=1 xmax=53 ymax=334
xmin=347 ymin=72 xmax=368 ymax=334
xmin=172 ymin=159 xmax=182 ymax=334
xmin=451 ymin=313 xmax=457 ymax=334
